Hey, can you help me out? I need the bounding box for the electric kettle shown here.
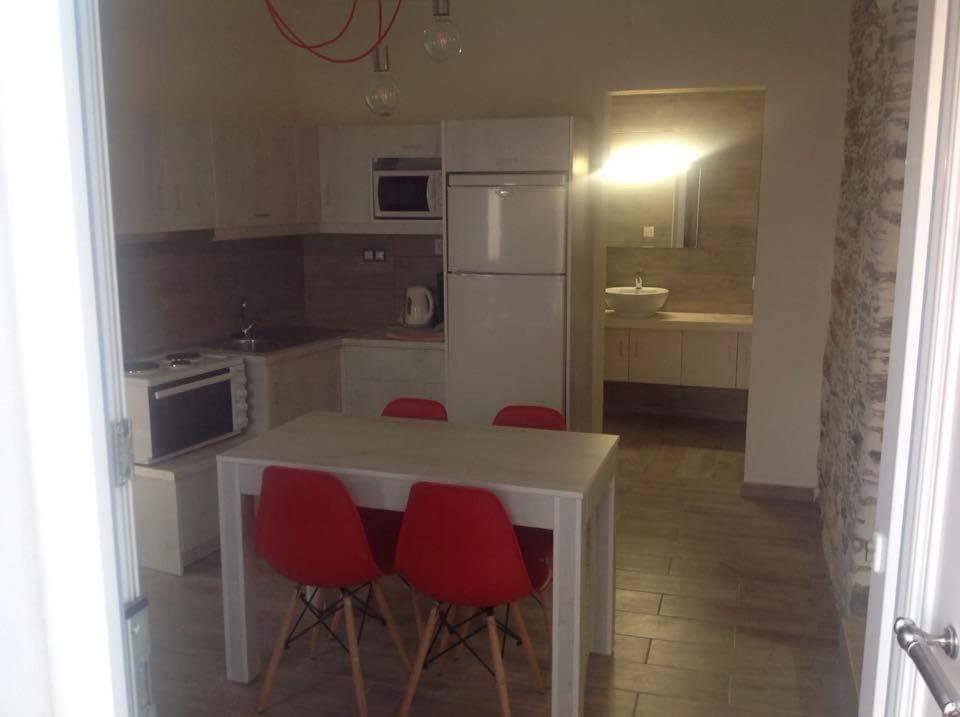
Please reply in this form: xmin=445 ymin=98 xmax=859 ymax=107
xmin=403 ymin=286 xmax=435 ymax=328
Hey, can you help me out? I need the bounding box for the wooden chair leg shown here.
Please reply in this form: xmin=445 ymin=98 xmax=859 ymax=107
xmin=399 ymin=604 xmax=439 ymax=717
xmin=309 ymin=589 xmax=324 ymax=659
xmin=410 ymin=588 xmax=424 ymax=638
xmin=511 ymin=602 xmax=544 ymax=693
xmin=485 ymin=612 xmax=512 ymax=717
xmin=342 ymin=593 xmax=368 ymax=717
xmin=371 ymin=581 xmax=411 ymax=671
xmin=257 ymin=587 xmax=300 ymax=713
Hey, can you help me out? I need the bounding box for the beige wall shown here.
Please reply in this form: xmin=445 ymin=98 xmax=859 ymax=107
xmin=100 ymin=0 xmax=852 ymax=489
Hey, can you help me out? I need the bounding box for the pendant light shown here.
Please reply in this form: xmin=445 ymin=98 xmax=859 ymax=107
xmin=365 ymin=45 xmax=401 ymax=116
xmin=423 ymin=0 xmax=462 ymax=62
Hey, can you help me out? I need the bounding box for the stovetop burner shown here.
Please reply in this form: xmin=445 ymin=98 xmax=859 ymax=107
xmin=167 ymin=358 xmax=193 ymax=368
xmin=124 ymin=360 xmax=160 ymax=375
xmin=165 ymin=351 xmax=201 ymax=361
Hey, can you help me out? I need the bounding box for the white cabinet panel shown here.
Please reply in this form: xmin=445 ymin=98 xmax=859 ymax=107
xmin=628 ymin=330 xmax=682 ymax=385
xmin=319 ymin=125 xmax=372 ymax=224
xmin=245 ymin=346 xmax=341 ymax=434
xmin=736 ymin=333 xmax=752 ymax=389
xmin=342 ymin=380 xmax=445 ymax=417
xmin=444 ymin=117 xmax=571 ymax=172
xmin=681 ymin=331 xmax=738 ymax=388
xmin=340 ymin=344 xmax=445 ymax=417
xmin=604 ymin=328 xmax=629 ymax=381
xmin=370 ymin=124 xmax=440 ymax=157
xmin=296 ymin=127 xmax=325 ymax=224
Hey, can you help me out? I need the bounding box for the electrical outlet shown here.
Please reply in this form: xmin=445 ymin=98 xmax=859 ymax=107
xmin=643 ymin=226 xmax=656 ymax=239
xmin=374 ymin=249 xmax=386 ymax=262
xmin=362 ymin=249 xmax=374 ymax=261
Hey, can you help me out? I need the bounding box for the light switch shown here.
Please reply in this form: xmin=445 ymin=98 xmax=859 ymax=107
xmin=362 ymin=249 xmax=374 ymax=261
xmin=374 ymin=249 xmax=386 ymax=262
xmin=643 ymin=226 xmax=656 ymax=239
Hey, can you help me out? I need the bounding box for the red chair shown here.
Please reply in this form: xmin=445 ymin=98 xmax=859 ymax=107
xmin=382 ymin=397 xmax=449 ymax=421
xmin=395 ymin=482 xmax=545 ymax=717
xmin=254 ymin=467 xmax=410 ymax=715
xmin=492 ymin=405 xmax=566 ymax=639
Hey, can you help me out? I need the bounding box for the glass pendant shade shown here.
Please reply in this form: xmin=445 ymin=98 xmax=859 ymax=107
xmin=364 ymin=45 xmax=400 ymax=116
xmin=423 ymin=0 xmax=462 ymax=62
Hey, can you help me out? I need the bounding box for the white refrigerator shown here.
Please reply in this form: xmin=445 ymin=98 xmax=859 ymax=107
xmin=446 ymin=173 xmax=568 ymax=424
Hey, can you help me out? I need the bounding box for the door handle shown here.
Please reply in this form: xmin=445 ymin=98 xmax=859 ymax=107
xmin=895 ymin=617 xmax=960 ymax=715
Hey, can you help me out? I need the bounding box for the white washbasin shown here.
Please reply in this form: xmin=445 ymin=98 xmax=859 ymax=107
xmin=605 ymin=286 xmax=669 ymax=317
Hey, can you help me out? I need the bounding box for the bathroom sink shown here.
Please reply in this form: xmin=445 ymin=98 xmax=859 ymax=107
xmin=605 ymin=287 xmax=669 ymax=317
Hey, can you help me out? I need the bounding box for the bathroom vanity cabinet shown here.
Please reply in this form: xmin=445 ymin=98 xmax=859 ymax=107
xmin=604 ymin=312 xmax=752 ymax=389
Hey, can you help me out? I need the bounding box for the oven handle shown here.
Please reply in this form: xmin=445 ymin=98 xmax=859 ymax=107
xmin=153 ymin=372 xmax=233 ymax=401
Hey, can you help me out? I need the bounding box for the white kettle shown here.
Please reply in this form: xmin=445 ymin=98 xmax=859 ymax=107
xmin=403 ymin=286 xmax=435 ymax=328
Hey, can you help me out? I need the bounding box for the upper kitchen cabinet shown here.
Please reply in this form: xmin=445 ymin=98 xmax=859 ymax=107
xmin=109 ymin=113 xmax=215 ymax=235
xmin=443 ymin=117 xmax=572 ymax=173
xmin=318 ymin=123 xmax=443 ymax=234
xmin=213 ymin=124 xmax=299 ymax=231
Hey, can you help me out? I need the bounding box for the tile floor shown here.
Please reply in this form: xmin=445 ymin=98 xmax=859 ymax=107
xmin=142 ymin=415 xmax=858 ymax=715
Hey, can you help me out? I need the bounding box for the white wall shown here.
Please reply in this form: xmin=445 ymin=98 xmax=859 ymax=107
xmin=101 ymin=0 xmax=852 ymax=489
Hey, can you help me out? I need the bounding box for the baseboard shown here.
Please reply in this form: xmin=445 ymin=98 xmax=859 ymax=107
xmin=603 ymin=381 xmax=748 ymax=423
xmin=740 ymin=482 xmax=816 ymax=503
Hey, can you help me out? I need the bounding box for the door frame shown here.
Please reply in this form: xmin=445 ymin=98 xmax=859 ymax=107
xmin=860 ymin=0 xmax=960 ymax=713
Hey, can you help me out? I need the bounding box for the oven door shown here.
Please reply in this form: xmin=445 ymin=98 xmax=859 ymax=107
xmin=374 ymin=171 xmax=441 ymax=219
xmin=147 ymin=369 xmax=236 ymax=461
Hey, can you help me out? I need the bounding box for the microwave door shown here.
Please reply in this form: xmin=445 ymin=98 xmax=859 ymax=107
xmin=148 ymin=370 xmax=235 ymax=459
xmin=377 ymin=175 xmax=431 ymax=216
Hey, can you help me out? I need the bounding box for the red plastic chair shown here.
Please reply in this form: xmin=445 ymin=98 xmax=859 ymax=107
xmin=253 ymin=467 xmax=410 ymax=715
xmin=492 ymin=405 xmax=565 ymax=638
xmin=382 ymin=397 xmax=449 ymax=421
xmin=395 ymin=482 xmax=545 ymax=717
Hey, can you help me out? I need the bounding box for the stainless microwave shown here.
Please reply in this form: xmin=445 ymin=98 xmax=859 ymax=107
xmin=372 ymin=158 xmax=442 ymax=219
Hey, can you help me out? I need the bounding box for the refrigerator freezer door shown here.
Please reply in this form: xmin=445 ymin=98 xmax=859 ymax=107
xmin=447 ymin=273 xmax=565 ymax=424
xmin=447 ymin=182 xmax=567 ymax=274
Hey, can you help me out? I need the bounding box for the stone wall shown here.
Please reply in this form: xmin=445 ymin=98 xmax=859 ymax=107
xmin=818 ymin=0 xmax=918 ymax=619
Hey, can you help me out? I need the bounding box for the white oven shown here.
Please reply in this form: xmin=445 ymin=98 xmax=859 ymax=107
xmin=124 ymin=353 xmax=248 ymax=464
xmin=372 ymin=158 xmax=442 ymax=219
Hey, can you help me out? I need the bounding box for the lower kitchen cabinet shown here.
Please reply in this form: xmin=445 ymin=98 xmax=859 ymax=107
xmin=245 ymin=343 xmax=341 ymax=433
xmin=604 ymin=327 xmax=750 ymax=390
xmin=340 ymin=343 xmax=445 ymax=416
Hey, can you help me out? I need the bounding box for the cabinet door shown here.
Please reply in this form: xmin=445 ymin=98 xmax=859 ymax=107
xmin=296 ymin=127 xmax=324 ymax=224
xmin=320 ymin=126 xmax=372 ymax=224
xmin=604 ymin=329 xmax=629 ymax=381
xmin=681 ymin=331 xmax=738 ymax=388
xmin=736 ymin=333 xmax=752 ymax=389
xmin=371 ymin=124 xmax=440 ymax=157
xmin=444 ymin=117 xmax=571 ymax=172
xmin=253 ymin=126 xmax=298 ymax=226
xmin=213 ymin=125 xmax=258 ymax=227
xmin=159 ymin=119 xmax=214 ymax=230
xmin=628 ymin=330 xmax=682 ymax=385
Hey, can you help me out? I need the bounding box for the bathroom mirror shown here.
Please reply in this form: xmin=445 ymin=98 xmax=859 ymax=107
xmin=601 ymin=88 xmax=764 ymax=250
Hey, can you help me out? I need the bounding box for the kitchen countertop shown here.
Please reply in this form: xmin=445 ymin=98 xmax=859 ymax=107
xmin=198 ymin=325 xmax=446 ymax=362
xmin=605 ymin=310 xmax=753 ymax=332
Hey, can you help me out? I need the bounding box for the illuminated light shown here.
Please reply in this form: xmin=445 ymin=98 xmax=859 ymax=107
xmin=597 ymin=141 xmax=700 ymax=185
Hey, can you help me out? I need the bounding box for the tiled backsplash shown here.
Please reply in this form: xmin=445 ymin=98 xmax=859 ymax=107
xmin=116 ymin=232 xmax=442 ymax=357
xmin=117 ymin=234 xmax=305 ymax=357
xmin=303 ymin=235 xmax=442 ymax=328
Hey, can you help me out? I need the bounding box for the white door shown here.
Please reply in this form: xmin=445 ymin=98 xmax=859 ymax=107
xmin=447 ymin=174 xmax=567 ymax=274
xmin=861 ymin=1 xmax=960 ymax=714
xmin=446 ymin=273 xmax=565 ymax=424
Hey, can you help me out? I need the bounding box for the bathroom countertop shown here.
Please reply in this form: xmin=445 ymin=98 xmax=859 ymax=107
xmin=605 ymin=310 xmax=753 ymax=332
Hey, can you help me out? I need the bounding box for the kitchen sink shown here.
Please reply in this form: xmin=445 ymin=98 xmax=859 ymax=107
xmin=222 ymin=338 xmax=284 ymax=353
xmin=210 ymin=326 xmax=347 ymax=354
xmin=605 ymin=286 xmax=669 ymax=317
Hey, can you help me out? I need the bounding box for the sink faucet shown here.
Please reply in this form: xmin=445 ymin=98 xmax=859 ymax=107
xmin=634 ymin=271 xmax=644 ymax=291
xmin=239 ymin=297 xmax=255 ymax=338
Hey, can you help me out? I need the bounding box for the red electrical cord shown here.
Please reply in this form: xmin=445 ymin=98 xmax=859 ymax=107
xmin=263 ymin=0 xmax=403 ymax=64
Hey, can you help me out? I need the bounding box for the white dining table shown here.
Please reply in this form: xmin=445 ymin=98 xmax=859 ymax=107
xmin=216 ymin=410 xmax=618 ymax=716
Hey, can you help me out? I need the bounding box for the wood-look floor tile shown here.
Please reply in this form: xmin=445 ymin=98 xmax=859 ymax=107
xmin=615 ymin=612 xmax=735 ymax=646
xmin=616 ymin=570 xmax=740 ymax=601
xmin=658 ymin=594 xmax=739 ymax=626
xmin=615 ymin=589 xmax=662 ymax=615
xmin=613 ymin=555 xmax=671 ymax=575
xmin=612 ymin=633 xmax=653 ymax=663
xmin=668 ymin=557 xmax=740 ymax=578
xmin=646 ymin=639 xmax=735 ymax=673
xmin=583 ymin=687 xmax=639 ymax=716
xmin=633 ymin=692 xmax=801 ymax=717
xmin=587 ymin=656 xmax=729 ymax=703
